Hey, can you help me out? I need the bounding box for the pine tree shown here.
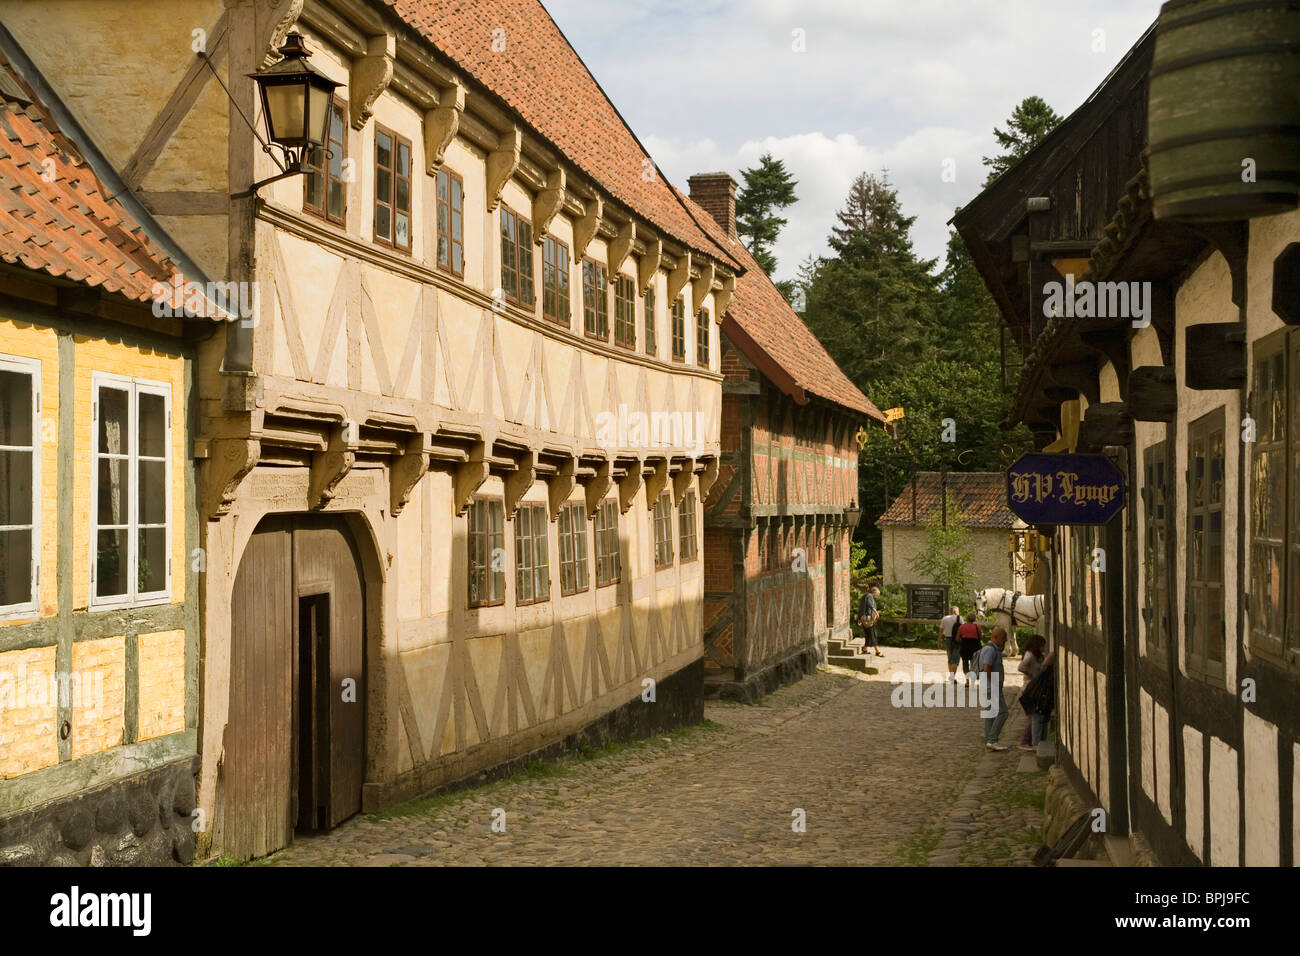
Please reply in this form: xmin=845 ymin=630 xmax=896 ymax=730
xmin=735 ymin=153 xmax=798 ymax=275
xmin=801 ymin=172 xmax=937 ymax=386
xmin=981 ymin=95 xmax=1064 ymax=184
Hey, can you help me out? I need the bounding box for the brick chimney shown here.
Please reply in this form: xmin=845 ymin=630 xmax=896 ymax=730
xmin=688 ymin=172 xmax=737 ymax=238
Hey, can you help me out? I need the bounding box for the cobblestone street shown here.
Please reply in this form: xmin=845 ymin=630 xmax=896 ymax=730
xmin=263 ymin=648 xmax=1045 ymax=866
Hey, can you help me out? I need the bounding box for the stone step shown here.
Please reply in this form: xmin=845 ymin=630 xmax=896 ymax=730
xmin=1036 ymin=740 xmax=1057 ymax=769
xmin=1055 ymin=858 xmax=1112 ymax=867
xmin=1016 ymin=754 xmax=1039 ymax=773
xmin=1103 ymin=835 xmax=1136 ymax=866
xmin=826 ymin=652 xmax=879 ymax=675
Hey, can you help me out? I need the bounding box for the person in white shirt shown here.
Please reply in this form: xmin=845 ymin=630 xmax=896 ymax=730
xmin=939 ymin=606 xmax=962 ymax=680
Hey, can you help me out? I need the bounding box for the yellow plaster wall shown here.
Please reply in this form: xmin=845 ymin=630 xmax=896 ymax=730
xmin=136 ymin=629 xmax=186 ymax=740
xmin=70 ymin=635 xmax=125 ymax=759
xmin=0 ymin=317 xmax=59 ymax=621
xmin=72 ymin=337 xmax=186 ymax=611
xmin=0 ymin=646 xmax=58 ymax=777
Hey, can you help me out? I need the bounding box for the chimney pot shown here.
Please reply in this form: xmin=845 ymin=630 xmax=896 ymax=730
xmin=688 ymin=172 xmax=738 ymax=239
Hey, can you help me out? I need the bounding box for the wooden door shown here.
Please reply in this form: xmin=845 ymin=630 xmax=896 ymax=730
xmin=293 ymin=519 xmax=365 ymax=829
xmin=825 ymin=546 xmax=835 ymax=628
xmin=224 ymin=515 xmax=365 ymax=859
xmin=223 ymin=517 xmax=294 ymax=861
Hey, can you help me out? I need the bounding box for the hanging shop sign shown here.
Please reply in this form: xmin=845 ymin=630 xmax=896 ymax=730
xmin=1006 ymin=453 xmax=1124 ymax=525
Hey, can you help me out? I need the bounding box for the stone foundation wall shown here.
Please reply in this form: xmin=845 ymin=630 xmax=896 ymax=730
xmin=705 ymin=641 xmax=824 ymax=704
xmin=0 ymin=756 xmax=198 ymax=866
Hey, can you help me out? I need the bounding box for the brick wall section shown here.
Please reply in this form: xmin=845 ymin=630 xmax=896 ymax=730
xmin=0 ymin=646 xmax=58 ymax=778
xmin=137 ymin=629 xmax=187 ymax=741
xmin=70 ymin=636 xmax=125 ymax=759
xmin=687 ymin=173 xmax=737 ymax=239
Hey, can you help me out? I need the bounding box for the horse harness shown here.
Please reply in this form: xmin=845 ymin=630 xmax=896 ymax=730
xmin=993 ymin=589 xmax=1042 ymax=626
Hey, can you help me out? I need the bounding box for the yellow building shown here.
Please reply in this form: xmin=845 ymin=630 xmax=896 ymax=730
xmin=0 ymin=42 xmax=221 ymax=864
xmin=0 ymin=0 xmax=742 ymax=860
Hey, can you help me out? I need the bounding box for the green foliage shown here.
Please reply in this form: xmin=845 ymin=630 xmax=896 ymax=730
xmin=910 ymin=492 xmax=975 ymax=600
xmin=982 ymin=95 xmax=1064 ymax=185
xmin=875 ymin=582 xmax=907 ymax=620
xmin=800 ymin=171 xmax=939 ymax=387
xmin=735 ymin=153 xmax=798 ymax=275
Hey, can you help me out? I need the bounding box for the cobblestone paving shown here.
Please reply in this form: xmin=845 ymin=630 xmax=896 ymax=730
xmin=264 ymin=648 xmax=1044 ymax=867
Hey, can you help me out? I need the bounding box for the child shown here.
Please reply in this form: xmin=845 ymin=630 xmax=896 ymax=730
xmin=1017 ymin=635 xmax=1048 ymax=750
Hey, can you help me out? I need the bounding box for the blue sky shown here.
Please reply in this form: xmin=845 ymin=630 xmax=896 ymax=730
xmin=544 ymin=0 xmax=1163 ymax=283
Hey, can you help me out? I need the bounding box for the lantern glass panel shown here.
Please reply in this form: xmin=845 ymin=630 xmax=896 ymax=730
xmin=308 ymin=83 xmax=330 ymax=145
xmin=264 ymin=82 xmax=304 ymax=143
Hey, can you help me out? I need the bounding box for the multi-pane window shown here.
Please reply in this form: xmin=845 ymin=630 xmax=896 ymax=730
xmin=468 ymin=498 xmax=505 ymax=607
xmin=1249 ymin=328 xmax=1300 ymax=667
xmin=0 ymin=355 xmax=39 ymax=615
xmin=671 ymin=297 xmax=686 ymax=362
xmin=435 ymin=167 xmax=464 ymax=276
xmin=614 ymin=275 xmax=637 ymax=349
xmin=594 ymin=498 xmax=620 ymax=586
xmin=304 ymin=98 xmax=346 ymax=225
xmin=644 ymin=287 xmax=657 ymax=357
xmin=1187 ymin=407 xmax=1226 ymax=680
xmin=500 ymin=206 xmax=534 ymax=307
xmin=696 ymin=308 xmax=711 ymax=367
xmin=374 ymin=126 xmax=412 ymax=251
xmin=515 ymin=504 xmax=549 ymax=605
xmin=92 ymin=374 xmax=170 ymax=606
xmin=1142 ymin=441 xmax=1169 ymax=660
xmin=542 ymin=236 xmax=571 ymax=326
xmin=583 ymin=259 xmax=609 ymax=340
xmin=678 ymin=490 xmax=697 ymax=561
xmin=653 ymin=492 xmax=674 ymax=568
xmin=558 ymin=502 xmax=590 ymax=595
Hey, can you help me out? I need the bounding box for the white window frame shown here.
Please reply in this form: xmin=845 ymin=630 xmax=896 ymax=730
xmin=0 ymin=353 xmax=41 ymax=619
xmin=89 ymin=371 xmax=172 ymax=609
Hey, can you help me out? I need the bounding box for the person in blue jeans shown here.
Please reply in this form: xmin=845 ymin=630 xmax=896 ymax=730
xmin=978 ymin=626 xmax=1009 ymax=751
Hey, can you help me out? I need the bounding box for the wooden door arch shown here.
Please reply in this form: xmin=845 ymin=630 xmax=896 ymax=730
xmin=220 ymin=513 xmax=368 ymax=860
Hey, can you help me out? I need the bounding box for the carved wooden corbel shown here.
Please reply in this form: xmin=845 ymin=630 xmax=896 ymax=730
xmin=389 ymin=435 xmax=430 ymax=516
xmin=424 ymin=81 xmax=465 ymax=171
xmin=697 ymin=456 xmax=720 ymax=499
xmin=453 ymin=441 xmax=491 ymax=515
xmin=572 ymin=194 xmax=603 ymax=262
xmin=617 ymin=458 xmax=643 ymax=514
xmin=310 ymin=426 xmax=357 ymax=510
xmin=546 ymin=456 xmax=576 ymax=519
xmin=532 ymin=168 xmax=566 ymax=243
xmin=667 ymin=251 xmax=691 ymax=302
xmin=204 ymin=438 xmax=260 ymax=520
xmin=607 ymin=219 xmax=636 ymax=279
xmin=486 ymin=126 xmax=521 ymax=212
xmin=261 ymin=0 xmax=305 ymax=68
xmin=584 ymin=460 xmax=613 ymax=516
xmin=713 ymin=273 xmax=735 ymax=321
xmin=638 ymin=236 xmax=662 ymax=294
xmin=643 ymin=458 xmax=669 ymax=506
xmin=692 ymin=260 xmax=716 ymax=311
xmin=672 ymin=459 xmax=695 ymax=505
xmin=503 ymin=450 xmax=536 ymax=518
xmin=350 ymin=34 xmax=395 ymax=131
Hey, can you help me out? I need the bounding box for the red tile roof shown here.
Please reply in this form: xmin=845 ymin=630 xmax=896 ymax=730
xmin=876 ymin=472 xmax=1023 ymax=529
xmin=379 ymin=0 xmax=739 ymax=271
xmin=683 ymin=190 xmax=882 ymax=420
xmin=0 ymin=54 xmax=204 ymax=314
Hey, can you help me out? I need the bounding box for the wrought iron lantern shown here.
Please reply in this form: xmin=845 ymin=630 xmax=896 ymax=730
xmin=245 ymin=33 xmax=339 ymax=190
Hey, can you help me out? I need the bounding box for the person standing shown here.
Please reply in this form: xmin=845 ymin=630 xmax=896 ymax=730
xmin=956 ymin=611 xmax=982 ymax=682
xmin=1016 ymin=635 xmax=1047 ymax=751
xmin=1020 ymin=649 xmax=1056 ymax=747
xmin=979 ymin=626 xmax=1010 ymax=751
xmin=939 ymin=605 xmax=962 ymax=680
xmin=858 ymin=586 xmax=883 ymax=657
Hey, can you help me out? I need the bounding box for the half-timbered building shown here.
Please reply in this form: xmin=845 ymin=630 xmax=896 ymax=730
xmin=1 ymin=0 xmax=743 ymax=860
xmin=956 ymin=7 xmax=1300 ymax=866
xmin=0 ymin=41 xmax=222 ymax=864
xmin=686 ymin=173 xmax=883 ymax=699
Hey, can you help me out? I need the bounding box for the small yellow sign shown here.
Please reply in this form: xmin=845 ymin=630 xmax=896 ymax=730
xmin=884 ymin=407 xmax=905 ymax=423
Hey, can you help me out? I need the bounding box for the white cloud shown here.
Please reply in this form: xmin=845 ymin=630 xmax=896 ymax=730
xmin=546 ymin=0 xmax=1163 ymax=281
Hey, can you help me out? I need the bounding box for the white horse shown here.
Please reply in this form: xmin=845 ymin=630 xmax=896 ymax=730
xmin=974 ymin=588 xmax=1045 ymax=658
